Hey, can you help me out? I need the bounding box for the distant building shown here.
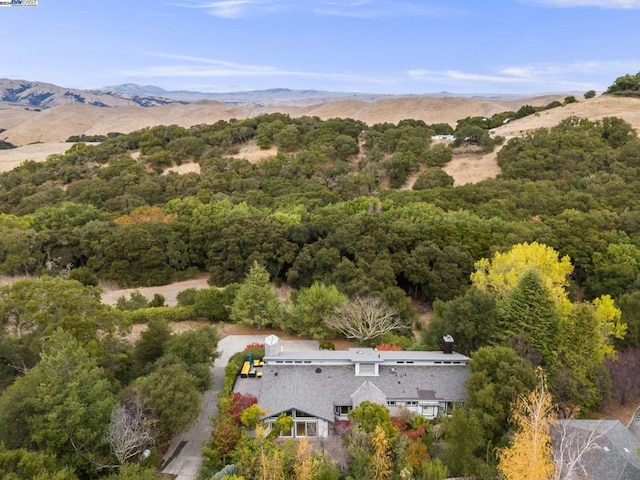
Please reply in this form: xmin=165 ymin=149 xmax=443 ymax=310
xmin=234 ymin=335 xmax=470 ymax=438
xmin=431 ymin=134 xmax=455 ymax=141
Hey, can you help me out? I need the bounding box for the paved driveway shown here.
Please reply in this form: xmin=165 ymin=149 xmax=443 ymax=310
xmin=160 ymin=335 xmax=318 ymax=480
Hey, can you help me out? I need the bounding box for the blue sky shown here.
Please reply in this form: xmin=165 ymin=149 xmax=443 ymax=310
xmin=2 ymin=0 xmax=640 ymax=94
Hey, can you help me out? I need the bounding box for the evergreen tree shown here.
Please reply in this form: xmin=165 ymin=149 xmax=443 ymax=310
xmin=230 ymin=262 xmax=282 ymax=329
xmin=550 ymin=297 xmax=625 ymax=412
xmin=287 ymin=282 xmax=347 ymax=339
xmin=0 ymin=330 xmax=116 ymax=475
xmin=495 ymin=269 xmax=560 ymax=364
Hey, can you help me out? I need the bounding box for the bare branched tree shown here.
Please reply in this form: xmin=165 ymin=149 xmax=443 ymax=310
xmin=324 ymin=297 xmax=407 ymax=342
xmin=105 ymin=397 xmax=155 ymax=465
xmin=553 ymin=420 xmax=610 ymax=480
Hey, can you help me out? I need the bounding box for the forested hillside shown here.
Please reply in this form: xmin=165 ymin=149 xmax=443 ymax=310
xmin=0 ymin=112 xmax=638 ymax=301
xmin=2 ymin=108 xmax=640 ymax=479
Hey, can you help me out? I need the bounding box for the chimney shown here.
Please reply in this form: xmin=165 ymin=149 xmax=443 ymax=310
xmin=443 ymin=335 xmax=454 ymax=354
xmin=265 ymin=334 xmax=280 ymax=357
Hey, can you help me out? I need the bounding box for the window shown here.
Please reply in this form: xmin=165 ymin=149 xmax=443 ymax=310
xmin=335 ymin=405 xmax=352 ymax=416
xmin=357 ymin=363 xmax=376 ymax=376
xmin=307 ymin=422 xmax=317 ymax=437
xmin=269 ymin=420 xmax=292 ymax=437
xmin=387 ymin=401 xmax=396 ymax=406
xmin=296 ymin=421 xmax=317 ymax=437
xmin=295 ymin=410 xmax=314 ymax=418
xmin=421 ymin=405 xmax=438 ymax=418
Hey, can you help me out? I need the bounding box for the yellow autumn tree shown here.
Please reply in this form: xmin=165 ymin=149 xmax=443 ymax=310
xmin=471 ymin=242 xmax=573 ymax=308
xmin=497 ymin=373 xmax=556 ymax=480
xmin=294 ymin=438 xmax=321 ymax=480
xmin=592 ymin=294 xmax=627 ymax=356
xmin=370 ymin=424 xmax=393 ymax=480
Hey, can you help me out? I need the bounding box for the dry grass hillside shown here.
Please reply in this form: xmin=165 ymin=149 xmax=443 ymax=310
xmin=0 ymin=93 xmax=572 ymax=147
xmin=493 ymin=95 xmax=640 ymax=137
xmin=0 ymin=142 xmax=83 ymax=172
xmin=2 ymin=94 xmax=639 ymax=185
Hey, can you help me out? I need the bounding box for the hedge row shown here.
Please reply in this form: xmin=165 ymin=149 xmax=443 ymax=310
xmin=123 ymin=305 xmax=196 ymax=324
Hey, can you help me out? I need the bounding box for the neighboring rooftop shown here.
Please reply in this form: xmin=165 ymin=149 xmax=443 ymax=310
xmin=554 ymin=420 xmax=640 ymax=480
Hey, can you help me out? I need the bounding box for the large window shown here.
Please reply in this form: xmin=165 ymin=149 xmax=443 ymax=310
xmin=296 ymin=421 xmax=317 ymax=437
xmin=269 ymin=421 xmax=292 ymax=437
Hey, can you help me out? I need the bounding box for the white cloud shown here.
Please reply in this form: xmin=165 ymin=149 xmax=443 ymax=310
xmin=407 ymin=60 xmax=640 ymax=91
xmin=124 ymin=53 xmax=396 ymax=84
xmin=123 ymin=53 xmax=640 ymax=94
xmin=171 ymin=0 xmax=457 ymax=18
xmin=526 ymin=0 xmax=640 ymax=8
xmin=170 ymin=0 xmax=268 ymax=18
xmin=408 ymin=69 xmax=529 ymax=84
xmin=314 ymin=1 xmax=456 ymax=18
xmin=497 ymin=60 xmax=640 ymax=77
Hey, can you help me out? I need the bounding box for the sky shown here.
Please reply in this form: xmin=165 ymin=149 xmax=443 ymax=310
xmin=2 ymin=0 xmax=640 ymax=95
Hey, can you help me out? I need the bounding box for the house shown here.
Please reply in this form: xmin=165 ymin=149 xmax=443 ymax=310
xmin=553 ymin=420 xmax=640 ymax=480
xmin=431 ymin=134 xmax=455 ymax=141
xmin=233 ymin=335 xmax=470 ymax=438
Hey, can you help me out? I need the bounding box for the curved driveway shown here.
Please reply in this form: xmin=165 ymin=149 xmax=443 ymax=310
xmin=160 ymin=335 xmax=318 ymax=480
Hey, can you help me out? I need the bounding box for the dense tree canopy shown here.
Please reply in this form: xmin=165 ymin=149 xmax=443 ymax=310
xmin=0 ymin=104 xmax=639 ymax=478
xmin=0 ymin=331 xmax=116 ymax=475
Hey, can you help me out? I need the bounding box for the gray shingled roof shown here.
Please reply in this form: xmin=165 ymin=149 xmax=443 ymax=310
xmin=554 ymin=420 xmax=640 ymax=480
xmin=351 ymin=381 xmax=387 ymax=407
xmin=264 ymin=348 xmax=469 ymax=364
xmin=234 ymin=363 xmax=469 ymax=421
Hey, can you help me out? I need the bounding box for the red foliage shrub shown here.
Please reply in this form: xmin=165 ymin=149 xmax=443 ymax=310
xmin=391 ymin=413 xmax=427 ymax=441
xmin=244 ymin=343 xmax=265 ymax=351
xmin=391 ymin=416 xmax=407 ymax=431
xmin=376 ymin=343 xmax=404 ymax=351
xmin=228 ymin=392 xmax=257 ymax=423
xmin=332 ymin=419 xmax=352 ymax=437
xmin=404 ymin=424 xmax=426 ymax=442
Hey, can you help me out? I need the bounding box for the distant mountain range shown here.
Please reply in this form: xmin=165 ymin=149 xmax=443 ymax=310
xmin=0 ymin=79 xmax=183 ymax=109
xmin=1 ymin=78 xmax=568 ymax=111
xmin=0 ymin=78 xmax=400 ymax=109
xmin=100 ymin=83 xmax=397 ymax=106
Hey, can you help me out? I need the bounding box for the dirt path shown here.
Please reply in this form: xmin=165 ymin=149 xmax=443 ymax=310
xmin=100 ymin=274 xmax=211 ymax=307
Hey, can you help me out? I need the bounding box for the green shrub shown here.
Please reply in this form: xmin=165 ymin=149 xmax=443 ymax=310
xmin=223 ymin=357 xmax=243 ymax=395
xmin=124 ymin=305 xmax=195 ymax=324
xmin=371 ymin=332 xmax=417 ymax=350
xmin=319 ymin=341 xmax=335 ymax=350
xmin=68 ymin=267 xmax=98 ymax=286
xmin=177 ymin=288 xmax=198 ymax=306
xmin=116 ymin=291 xmax=149 ymax=311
